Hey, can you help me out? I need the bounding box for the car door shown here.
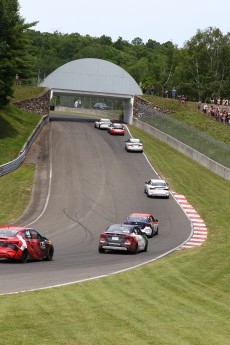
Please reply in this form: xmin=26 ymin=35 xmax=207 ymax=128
xmin=150 ymin=216 xmax=158 ymax=233
xmin=22 ymin=229 xmax=34 ymax=258
xmin=133 ymin=227 xmax=145 ymax=250
xmin=29 ymin=229 xmax=48 ymax=259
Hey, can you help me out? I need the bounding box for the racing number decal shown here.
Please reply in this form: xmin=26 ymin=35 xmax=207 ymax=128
xmin=40 ymin=241 xmax=46 ymax=250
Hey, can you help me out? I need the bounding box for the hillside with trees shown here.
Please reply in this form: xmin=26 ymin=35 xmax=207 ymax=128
xmin=1 ymin=0 xmax=230 ymax=107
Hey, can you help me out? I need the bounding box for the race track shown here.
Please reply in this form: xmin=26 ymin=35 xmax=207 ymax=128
xmin=0 ymin=114 xmax=192 ymax=294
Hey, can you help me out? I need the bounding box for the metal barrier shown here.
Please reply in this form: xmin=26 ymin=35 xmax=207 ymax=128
xmin=0 ymin=115 xmax=49 ymax=177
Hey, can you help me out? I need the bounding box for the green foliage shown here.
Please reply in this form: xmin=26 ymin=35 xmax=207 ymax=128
xmin=2 ymin=1 xmax=230 ymax=108
xmin=0 ymin=0 xmax=38 ymax=106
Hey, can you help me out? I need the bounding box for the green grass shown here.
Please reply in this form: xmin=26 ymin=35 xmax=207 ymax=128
xmin=0 ymin=91 xmax=230 ymax=345
xmin=0 ymin=164 xmax=35 ymax=224
xmin=0 ymin=104 xmax=41 ymax=165
xmin=12 ymin=85 xmax=46 ymax=102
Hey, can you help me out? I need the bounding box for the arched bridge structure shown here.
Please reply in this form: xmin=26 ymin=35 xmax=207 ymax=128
xmin=40 ymin=58 xmax=142 ymax=124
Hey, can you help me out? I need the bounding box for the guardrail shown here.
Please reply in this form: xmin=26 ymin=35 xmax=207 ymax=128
xmin=133 ymin=118 xmax=230 ymax=181
xmin=0 ymin=115 xmax=49 ymax=176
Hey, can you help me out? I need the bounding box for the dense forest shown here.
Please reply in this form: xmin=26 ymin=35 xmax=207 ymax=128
xmin=1 ymin=0 xmax=230 ymax=107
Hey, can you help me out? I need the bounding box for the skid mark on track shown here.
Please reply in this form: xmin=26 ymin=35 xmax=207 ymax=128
xmin=172 ymin=192 xmax=208 ymax=250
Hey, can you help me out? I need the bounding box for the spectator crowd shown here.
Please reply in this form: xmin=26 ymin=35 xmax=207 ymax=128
xmin=200 ymin=96 xmax=230 ymax=125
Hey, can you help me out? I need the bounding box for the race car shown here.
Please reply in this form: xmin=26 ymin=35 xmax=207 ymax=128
xmin=108 ymin=123 xmax=125 ymax=135
xmin=98 ymin=224 xmax=148 ymax=254
xmin=0 ymin=226 xmax=54 ymax=263
xmin=144 ymin=179 xmax=170 ymax=198
xmin=124 ymin=213 xmax=159 ymax=238
xmin=125 ymin=138 xmax=143 ymax=152
xmin=94 ymin=118 xmax=112 ymax=129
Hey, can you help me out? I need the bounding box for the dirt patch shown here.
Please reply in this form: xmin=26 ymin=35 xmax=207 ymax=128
xmin=15 ymin=122 xmax=51 ymax=225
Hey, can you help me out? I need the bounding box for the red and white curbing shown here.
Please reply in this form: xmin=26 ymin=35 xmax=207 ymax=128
xmin=172 ymin=192 xmax=208 ymax=250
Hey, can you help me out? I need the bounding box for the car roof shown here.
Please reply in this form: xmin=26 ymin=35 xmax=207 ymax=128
xmin=106 ymin=223 xmax=137 ymax=231
xmin=99 ymin=118 xmax=111 ymax=121
xmin=128 ymin=213 xmax=151 ymax=217
xmin=0 ymin=226 xmax=25 ymax=231
xmin=149 ymin=179 xmax=166 ymax=183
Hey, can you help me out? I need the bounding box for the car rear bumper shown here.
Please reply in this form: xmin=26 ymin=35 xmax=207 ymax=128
xmin=100 ymin=124 xmax=111 ymax=129
xmin=101 ymin=245 xmax=128 ymax=251
xmin=148 ymin=190 xmax=169 ymax=198
xmin=127 ymin=147 xmax=143 ymax=152
xmin=99 ymin=243 xmax=135 ymax=252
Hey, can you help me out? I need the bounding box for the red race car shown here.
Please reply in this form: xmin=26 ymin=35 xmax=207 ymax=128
xmin=108 ymin=123 xmax=125 ymax=135
xmin=0 ymin=226 xmax=54 ymax=263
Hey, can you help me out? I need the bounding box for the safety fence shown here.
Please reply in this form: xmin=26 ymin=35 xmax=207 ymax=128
xmin=133 ymin=118 xmax=230 ymax=181
xmin=137 ymin=102 xmax=230 ymax=169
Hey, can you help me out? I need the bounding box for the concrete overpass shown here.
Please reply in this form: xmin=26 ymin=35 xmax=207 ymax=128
xmin=40 ymin=58 xmax=142 ymax=124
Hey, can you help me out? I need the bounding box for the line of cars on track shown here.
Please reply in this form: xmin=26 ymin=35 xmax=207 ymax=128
xmin=95 ymin=117 xmax=170 ymax=255
xmin=94 ymin=118 xmax=125 ymax=135
xmin=94 ymin=118 xmax=143 ymax=151
xmin=98 ymin=213 xmax=159 ymax=254
xmin=0 ymin=119 xmax=170 ymax=263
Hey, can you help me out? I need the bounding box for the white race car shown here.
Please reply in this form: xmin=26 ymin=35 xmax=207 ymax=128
xmin=94 ymin=118 xmax=112 ymax=129
xmin=125 ymin=138 xmax=143 ymax=152
xmin=144 ymin=179 xmax=170 ymax=198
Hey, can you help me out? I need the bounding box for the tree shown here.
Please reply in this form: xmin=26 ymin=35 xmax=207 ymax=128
xmin=181 ymin=27 xmax=230 ymax=100
xmin=0 ymin=0 xmax=37 ymax=106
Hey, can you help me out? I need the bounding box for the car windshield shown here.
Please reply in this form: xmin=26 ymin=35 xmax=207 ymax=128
xmin=130 ymin=139 xmax=141 ymax=143
xmin=128 ymin=216 xmax=148 ymax=223
xmin=0 ymin=229 xmax=18 ymax=237
xmin=152 ymin=181 xmax=166 ymax=187
xmin=106 ymin=225 xmax=132 ymax=233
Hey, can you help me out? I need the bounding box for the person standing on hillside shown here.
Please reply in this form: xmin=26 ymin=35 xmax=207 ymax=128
xmin=15 ymin=74 xmax=20 ymax=85
xmin=171 ymin=86 xmax=176 ymax=98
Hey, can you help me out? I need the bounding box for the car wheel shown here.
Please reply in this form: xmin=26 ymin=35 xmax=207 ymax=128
xmin=143 ymin=242 xmax=148 ymax=252
xmin=20 ymin=249 xmax=29 ymax=263
xmin=132 ymin=244 xmax=138 ymax=254
xmin=98 ymin=247 xmax=105 ymax=253
xmin=44 ymin=247 xmax=54 ymax=261
xmin=150 ymin=229 xmax=154 ymax=238
xmin=155 ymin=227 xmax=159 ymax=235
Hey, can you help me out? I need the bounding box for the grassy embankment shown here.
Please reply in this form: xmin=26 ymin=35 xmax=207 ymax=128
xmin=0 ymin=86 xmax=43 ymax=223
xmin=0 ymin=89 xmax=229 ymax=345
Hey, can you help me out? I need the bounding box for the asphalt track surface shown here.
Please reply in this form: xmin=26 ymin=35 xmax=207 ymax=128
xmin=0 ymin=114 xmax=192 ymax=294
